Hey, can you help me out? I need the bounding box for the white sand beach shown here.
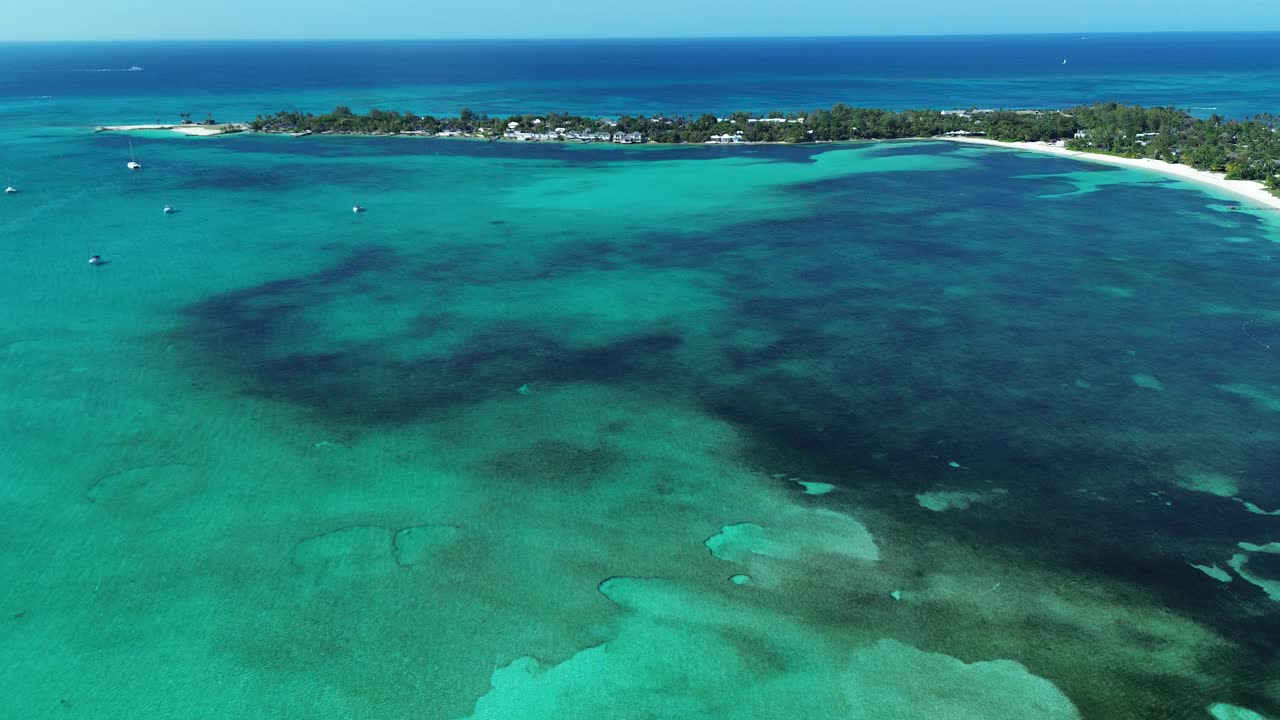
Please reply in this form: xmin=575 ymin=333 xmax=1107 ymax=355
xmin=97 ymin=123 xmax=246 ymax=136
xmin=937 ymin=136 xmax=1280 ymax=211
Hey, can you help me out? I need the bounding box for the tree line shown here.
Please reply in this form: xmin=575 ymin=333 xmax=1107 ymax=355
xmin=247 ymin=103 xmax=1280 ymax=193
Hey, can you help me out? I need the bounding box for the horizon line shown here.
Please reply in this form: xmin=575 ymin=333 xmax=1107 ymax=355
xmin=3 ymin=29 xmax=1280 ymax=43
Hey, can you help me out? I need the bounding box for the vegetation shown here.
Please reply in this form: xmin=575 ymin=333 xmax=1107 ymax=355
xmin=248 ymin=103 xmax=1280 ymax=194
xmin=179 ymin=112 xmax=220 ymax=126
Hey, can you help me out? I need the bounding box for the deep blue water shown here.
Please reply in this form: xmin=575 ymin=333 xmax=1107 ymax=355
xmin=1 ymin=33 xmax=1279 ymax=122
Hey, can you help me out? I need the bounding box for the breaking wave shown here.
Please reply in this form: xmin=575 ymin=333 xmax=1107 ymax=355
xmin=76 ymin=66 xmax=143 ymax=73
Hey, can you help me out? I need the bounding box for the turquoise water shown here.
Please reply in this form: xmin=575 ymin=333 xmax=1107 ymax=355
xmin=4 ymin=38 xmax=1280 ymax=720
xmin=3 ymin=127 xmax=1280 ymax=719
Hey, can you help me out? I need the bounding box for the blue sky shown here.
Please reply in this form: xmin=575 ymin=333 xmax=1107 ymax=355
xmin=4 ymin=0 xmax=1279 ymax=40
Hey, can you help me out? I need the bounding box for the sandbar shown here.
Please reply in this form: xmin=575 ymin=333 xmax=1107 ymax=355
xmin=96 ymin=123 xmax=247 ymax=136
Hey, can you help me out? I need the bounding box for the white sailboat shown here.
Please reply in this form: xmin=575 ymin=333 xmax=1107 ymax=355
xmin=4 ymin=173 xmax=15 ymax=194
xmin=163 ymin=204 xmax=174 ymax=214
xmin=127 ymin=140 xmax=142 ymax=170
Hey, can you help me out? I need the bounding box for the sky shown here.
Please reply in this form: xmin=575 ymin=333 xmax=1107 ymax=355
xmin=4 ymin=0 xmax=1280 ymax=40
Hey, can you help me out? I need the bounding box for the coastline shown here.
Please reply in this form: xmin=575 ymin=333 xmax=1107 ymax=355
xmin=96 ymin=123 xmax=247 ymax=136
xmin=935 ymin=136 xmax=1280 ymax=211
xmin=89 ymin=123 xmax=1279 ymax=211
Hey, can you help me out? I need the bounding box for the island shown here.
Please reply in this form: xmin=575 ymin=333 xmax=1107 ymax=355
xmin=97 ymin=102 xmax=1280 ymax=202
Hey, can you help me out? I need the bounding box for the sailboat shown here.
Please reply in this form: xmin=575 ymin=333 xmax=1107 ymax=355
xmin=4 ymin=172 xmax=15 ymax=194
xmin=127 ymin=140 xmax=142 ymax=170
xmin=1062 ymin=58 xmax=1068 ymax=65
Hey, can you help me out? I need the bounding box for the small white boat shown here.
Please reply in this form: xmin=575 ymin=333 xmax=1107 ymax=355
xmin=1062 ymin=59 xmax=1068 ymax=65
xmin=127 ymin=140 xmax=141 ymax=170
xmin=4 ymin=185 xmax=15 ymax=195
xmin=163 ymin=204 xmax=174 ymax=214
xmin=352 ymin=204 xmax=363 ymax=213
xmin=88 ymin=255 xmax=102 ymax=265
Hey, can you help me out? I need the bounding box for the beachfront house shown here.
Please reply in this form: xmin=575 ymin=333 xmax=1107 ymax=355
xmin=564 ymin=130 xmax=613 ymax=142
xmin=504 ymin=129 xmax=561 ymax=141
xmin=612 ymin=131 xmax=645 ymax=144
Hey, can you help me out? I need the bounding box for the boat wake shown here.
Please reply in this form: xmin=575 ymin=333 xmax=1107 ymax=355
xmin=76 ymin=66 xmax=143 ymax=73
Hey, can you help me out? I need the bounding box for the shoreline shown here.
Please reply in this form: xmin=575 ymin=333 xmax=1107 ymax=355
xmin=96 ymin=123 xmax=248 ymax=136
xmin=90 ymin=123 xmax=1280 ymax=210
xmin=935 ymin=136 xmax=1280 ymax=211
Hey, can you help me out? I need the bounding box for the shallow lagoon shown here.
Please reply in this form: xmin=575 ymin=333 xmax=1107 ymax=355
xmin=1 ymin=132 xmax=1279 ymax=719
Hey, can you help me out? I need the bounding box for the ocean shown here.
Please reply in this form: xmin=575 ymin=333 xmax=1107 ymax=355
xmin=2 ymin=33 xmax=1280 ymax=125
xmin=1 ymin=36 xmax=1279 ymax=720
